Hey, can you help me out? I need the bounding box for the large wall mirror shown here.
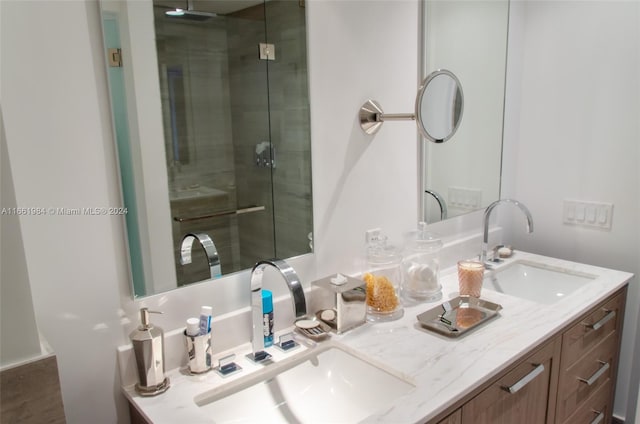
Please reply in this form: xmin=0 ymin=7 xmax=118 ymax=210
xmin=100 ymin=0 xmax=313 ymax=297
xmin=421 ymin=0 xmax=510 ymax=223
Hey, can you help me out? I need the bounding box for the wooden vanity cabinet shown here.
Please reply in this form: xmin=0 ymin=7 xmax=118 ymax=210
xmin=430 ymin=286 xmax=627 ymax=424
xmin=461 ymin=338 xmax=561 ymax=424
xmin=556 ymin=290 xmax=625 ymax=424
xmin=561 ymin=380 xmax=612 ymax=424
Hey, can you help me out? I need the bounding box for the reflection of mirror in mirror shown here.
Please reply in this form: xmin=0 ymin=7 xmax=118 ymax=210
xmin=416 ymin=70 xmax=463 ymax=143
xmin=100 ymin=0 xmax=313 ymax=298
xmin=421 ymin=0 xmax=509 ymax=224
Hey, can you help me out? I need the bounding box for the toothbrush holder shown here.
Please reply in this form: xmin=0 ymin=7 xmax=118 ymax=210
xmin=184 ymin=331 xmax=212 ymax=374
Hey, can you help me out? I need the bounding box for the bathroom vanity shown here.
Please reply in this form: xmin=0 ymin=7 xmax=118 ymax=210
xmin=434 ymin=286 xmax=625 ymax=424
xmin=118 ymin=251 xmax=631 ymax=424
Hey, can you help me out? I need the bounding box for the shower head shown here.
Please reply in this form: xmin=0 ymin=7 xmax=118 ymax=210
xmin=165 ymin=0 xmax=217 ymax=21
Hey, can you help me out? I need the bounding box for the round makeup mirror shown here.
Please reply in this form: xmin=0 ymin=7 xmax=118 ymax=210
xmin=358 ymin=69 xmax=463 ymax=143
xmin=415 ymin=69 xmax=464 ymax=143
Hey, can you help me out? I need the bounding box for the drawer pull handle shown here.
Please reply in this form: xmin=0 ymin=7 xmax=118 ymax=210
xmin=585 ymin=310 xmax=616 ymax=331
xmin=579 ymin=361 xmax=610 ymax=386
xmin=590 ymin=410 xmax=605 ymax=424
xmin=502 ymin=363 xmax=545 ymax=394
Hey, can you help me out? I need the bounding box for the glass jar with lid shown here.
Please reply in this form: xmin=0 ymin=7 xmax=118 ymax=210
xmin=364 ymin=234 xmax=404 ymax=322
xmin=401 ymin=222 xmax=443 ymax=305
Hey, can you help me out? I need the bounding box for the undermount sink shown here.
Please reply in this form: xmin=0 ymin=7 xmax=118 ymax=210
xmin=483 ymin=260 xmax=597 ymax=304
xmin=194 ymin=343 xmax=415 ymax=423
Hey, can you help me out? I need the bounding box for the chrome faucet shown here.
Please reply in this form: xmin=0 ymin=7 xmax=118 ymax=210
xmin=481 ymin=199 xmax=534 ymax=263
xmin=180 ymin=233 xmax=221 ymax=279
xmin=248 ymin=259 xmax=307 ymax=363
xmin=425 ymin=189 xmax=448 ymax=221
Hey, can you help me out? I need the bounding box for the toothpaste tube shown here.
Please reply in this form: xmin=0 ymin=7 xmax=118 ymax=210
xmin=199 ymin=306 xmax=212 ymax=335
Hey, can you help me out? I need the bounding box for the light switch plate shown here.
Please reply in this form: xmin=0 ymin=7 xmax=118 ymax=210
xmin=448 ymin=187 xmax=482 ymax=211
xmin=563 ymin=199 xmax=613 ymax=230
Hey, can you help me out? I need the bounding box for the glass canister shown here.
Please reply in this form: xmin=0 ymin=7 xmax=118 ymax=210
xmin=401 ymin=222 xmax=443 ymax=305
xmin=364 ymin=235 xmax=404 ymax=322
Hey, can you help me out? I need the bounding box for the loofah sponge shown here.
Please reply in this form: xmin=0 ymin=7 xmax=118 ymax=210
xmin=363 ymin=272 xmax=399 ymax=312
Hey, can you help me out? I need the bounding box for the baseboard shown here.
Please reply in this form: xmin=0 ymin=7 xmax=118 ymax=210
xmin=612 ymin=415 xmax=624 ymax=424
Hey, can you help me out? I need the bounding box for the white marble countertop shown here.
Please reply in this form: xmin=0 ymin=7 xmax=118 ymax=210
xmin=122 ymin=251 xmax=633 ymax=423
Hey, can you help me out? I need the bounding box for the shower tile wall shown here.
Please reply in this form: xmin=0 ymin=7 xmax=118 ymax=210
xmin=154 ymin=15 xmax=236 ymax=198
xmin=154 ymin=14 xmax=239 ymax=283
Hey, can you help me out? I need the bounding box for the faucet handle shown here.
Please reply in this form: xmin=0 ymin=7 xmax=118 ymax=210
xmin=245 ymin=350 xmax=272 ymax=364
xmin=215 ymin=353 xmax=242 ymax=378
xmin=274 ymin=332 xmax=299 ymax=352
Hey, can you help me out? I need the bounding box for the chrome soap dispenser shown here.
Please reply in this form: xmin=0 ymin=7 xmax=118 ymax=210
xmin=130 ymin=308 xmax=170 ymax=396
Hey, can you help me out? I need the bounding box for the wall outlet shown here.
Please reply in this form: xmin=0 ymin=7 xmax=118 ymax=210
xmin=365 ymin=228 xmax=382 ymax=244
xmin=563 ymin=199 xmax=613 ymax=230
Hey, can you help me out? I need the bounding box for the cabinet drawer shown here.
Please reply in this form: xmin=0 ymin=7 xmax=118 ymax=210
xmin=557 ymin=332 xmax=617 ymax=421
xmin=562 ymin=380 xmax=611 ymax=424
xmin=462 ymin=340 xmax=558 ymax=424
xmin=562 ymin=293 xmax=623 ymax=365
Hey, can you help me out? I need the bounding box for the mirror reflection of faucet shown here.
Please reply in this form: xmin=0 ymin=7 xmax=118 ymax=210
xmin=424 ymin=189 xmax=448 ymax=221
xmin=180 ymin=233 xmax=222 ymax=279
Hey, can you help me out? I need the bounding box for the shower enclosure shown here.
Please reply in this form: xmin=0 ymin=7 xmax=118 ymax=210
xmin=152 ymin=0 xmax=313 ymax=286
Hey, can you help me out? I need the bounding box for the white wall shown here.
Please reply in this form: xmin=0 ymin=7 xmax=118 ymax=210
xmin=307 ymin=0 xmax=420 ymax=273
xmin=0 ymin=110 xmax=43 ymax=368
xmin=502 ymin=1 xmax=640 ymax=420
xmin=1 ymin=1 xmax=133 ymax=421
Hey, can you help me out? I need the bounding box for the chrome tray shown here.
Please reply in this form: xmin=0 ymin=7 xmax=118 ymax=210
xmin=416 ymin=296 xmax=502 ymax=338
